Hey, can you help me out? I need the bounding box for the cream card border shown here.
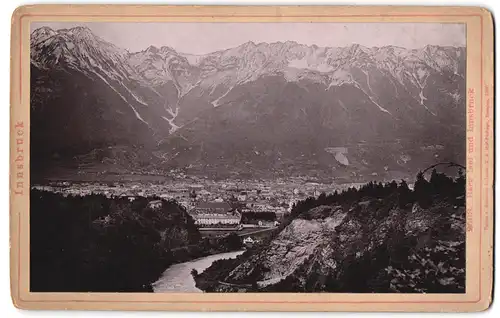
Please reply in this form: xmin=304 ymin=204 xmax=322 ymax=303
xmin=10 ymin=5 xmax=494 ymax=312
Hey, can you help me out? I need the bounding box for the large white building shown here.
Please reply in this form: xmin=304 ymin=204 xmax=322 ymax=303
xmin=191 ymin=202 xmax=242 ymax=226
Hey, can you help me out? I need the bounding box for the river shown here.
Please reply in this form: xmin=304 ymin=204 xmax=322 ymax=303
xmin=152 ymin=250 xmax=245 ymax=293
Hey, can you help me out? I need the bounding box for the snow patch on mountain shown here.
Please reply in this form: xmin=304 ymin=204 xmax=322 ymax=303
xmin=287 ymin=57 xmax=334 ymax=73
xmin=408 ymin=68 xmax=436 ymax=116
xmin=337 ymin=99 xmax=348 ymax=112
xmin=327 ymin=68 xmax=355 ymax=88
xmin=160 ymin=100 xmax=182 ymax=133
xmin=361 ymin=70 xmax=374 ymax=92
xmin=162 ymin=116 xmax=182 ymax=134
xmin=211 ymin=86 xmax=234 ymax=107
xmin=389 ymin=78 xmax=400 ymax=97
xmin=182 ymin=53 xmax=205 ymax=65
xmin=119 ymin=82 xmax=148 ymax=106
xmin=353 ymin=82 xmax=392 ymax=115
xmin=419 ymin=90 xmax=428 ymax=106
xmin=325 ymin=147 xmax=349 ymax=166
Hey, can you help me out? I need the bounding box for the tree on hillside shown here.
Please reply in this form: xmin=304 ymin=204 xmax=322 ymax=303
xmin=414 ymin=171 xmax=432 ymax=208
xmin=397 ymin=179 xmax=413 ymax=208
xmin=317 ymin=192 xmax=327 ymax=205
xmin=453 ymin=169 xmax=466 ymax=204
xmin=223 ymin=233 xmax=243 ymax=250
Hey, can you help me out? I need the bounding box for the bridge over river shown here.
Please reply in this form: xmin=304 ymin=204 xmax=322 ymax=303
xmin=200 ymin=226 xmax=278 ymax=239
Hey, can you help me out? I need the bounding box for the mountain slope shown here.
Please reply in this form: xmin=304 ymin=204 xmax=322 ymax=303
xmin=30 ymin=27 xmax=175 ymax=174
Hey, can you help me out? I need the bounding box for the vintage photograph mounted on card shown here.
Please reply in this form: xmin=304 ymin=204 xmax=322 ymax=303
xmin=10 ymin=5 xmax=493 ymax=312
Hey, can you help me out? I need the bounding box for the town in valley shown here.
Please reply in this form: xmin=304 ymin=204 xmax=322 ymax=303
xmin=32 ymin=175 xmax=361 ymax=240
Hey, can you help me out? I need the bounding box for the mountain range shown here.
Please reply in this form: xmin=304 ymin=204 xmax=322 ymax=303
xmin=30 ymin=26 xmax=466 ymax=181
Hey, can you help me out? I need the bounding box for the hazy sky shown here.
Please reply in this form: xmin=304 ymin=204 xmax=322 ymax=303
xmin=31 ymin=22 xmax=465 ymax=55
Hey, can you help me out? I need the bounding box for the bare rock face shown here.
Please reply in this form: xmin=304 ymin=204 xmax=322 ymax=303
xmin=230 ymin=211 xmax=346 ymax=287
xmin=219 ymin=206 xmax=347 ymax=287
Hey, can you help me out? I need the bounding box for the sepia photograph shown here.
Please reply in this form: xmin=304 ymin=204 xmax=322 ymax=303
xmin=9 ymin=4 xmax=494 ymax=312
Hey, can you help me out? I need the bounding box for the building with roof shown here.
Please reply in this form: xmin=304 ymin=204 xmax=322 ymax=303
xmin=243 ymin=237 xmax=257 ymax=244
xmin=194 ymin=201 xmax=232 ymax=213
xmin=147 ymin=200 xmax=163 ymax=210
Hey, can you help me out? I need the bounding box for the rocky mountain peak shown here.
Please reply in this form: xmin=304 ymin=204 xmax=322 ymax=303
xmin=31 ymin=26 xmax=57 ymax=45
xmin=145 ymin=45 xmax=160 ymax=54
xmin=65 ymin=26 xmax=93 ymax=36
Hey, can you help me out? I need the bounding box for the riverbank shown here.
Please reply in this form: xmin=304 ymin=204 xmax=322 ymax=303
xmin=153 ymin=250 xmax=245 ymax=292
xmin=192 ymin=250 xmax=256 ymax=292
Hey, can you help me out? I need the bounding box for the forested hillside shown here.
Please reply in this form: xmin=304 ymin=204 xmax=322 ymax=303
xmin=30 ymin=190 xmax=242 ymax=292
